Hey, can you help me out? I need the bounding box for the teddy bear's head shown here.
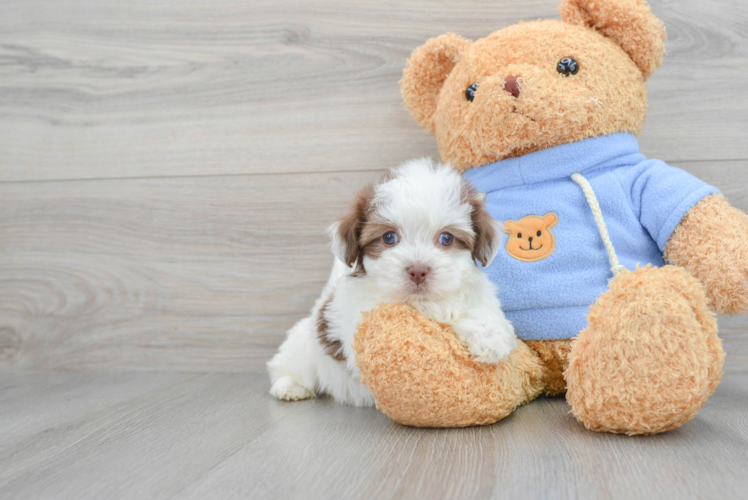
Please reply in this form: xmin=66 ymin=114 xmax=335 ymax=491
xmin=400 ymin=0 xmax=666 ymax=172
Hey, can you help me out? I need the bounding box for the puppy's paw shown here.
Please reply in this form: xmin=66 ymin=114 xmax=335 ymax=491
xmin=469 ymin=336 xmax=516 ymax=364
xmin=455 ymin=319 xmax=517 ymax=364
xmin=270 ymin=376 xmax=316 ymax=401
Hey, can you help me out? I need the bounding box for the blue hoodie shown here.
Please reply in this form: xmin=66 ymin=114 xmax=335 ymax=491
xmin=462 ymin=133 xmax=719 ymax=341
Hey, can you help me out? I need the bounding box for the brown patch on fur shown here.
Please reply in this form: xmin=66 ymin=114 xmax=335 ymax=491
xmin=359 ymin=222 xmax=398 ymax=263
xmin=317 ymin=295 xmax=346 ymax=362
xmin=337 ymin=172 xmax=407 ymax=277
xmin=463 ymin=186 xmax=499 ymax=266
xmin=665 ymin=194 xmax=748 ymax=315
xmin=361 ymin=238 xmax=386 ymax=261
xmin=443 ymin=226 xmax=475 ymax=252
xmin=349 ymin=262 xmax=367 ymax=278
xmin=336 ymin=184 xmax=376 ymax=276
xmin=525 ymin=339 xmax=573 ymax=396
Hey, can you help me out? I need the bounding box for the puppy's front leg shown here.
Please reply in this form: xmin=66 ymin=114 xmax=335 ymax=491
xmin=453 ymin=301 xmax=517 ymax=364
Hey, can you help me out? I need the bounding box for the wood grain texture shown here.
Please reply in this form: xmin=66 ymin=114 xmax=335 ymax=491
xmin=0 ymin=0 xmax=747 ymax=373
xmin=1 ymin=164 xmax=748 ymax=373
xmin=1 ymin=371 xmax=747 ymax=499
xmin=2 ymin=1 xmax=747 ymax=496
xmin=0 ymin=0 xmax=746 ymax=183
xmin=0 ymin=170 xmax=382 ymax=372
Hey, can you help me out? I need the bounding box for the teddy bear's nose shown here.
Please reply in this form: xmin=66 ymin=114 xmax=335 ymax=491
xmin=503 ymin=76 xmax=520 ymax=98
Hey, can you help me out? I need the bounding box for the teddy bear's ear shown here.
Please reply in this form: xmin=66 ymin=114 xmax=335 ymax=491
xmin=559 ymin=0 xmax=666 ymax=80
xmin=400 ymin=33 xmax=472 ymax=133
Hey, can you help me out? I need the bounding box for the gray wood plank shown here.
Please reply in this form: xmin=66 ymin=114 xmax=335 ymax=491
xmin=1 ymin=165 xmax=747 ymax=372
xmin=0 ymin=372 xmax=292 ymax=499
xmin=0 ymin=372 xmax=204 ymax=478
xmin=0 ymin=0 xmax=746 ymax=183
xmin=0 ymin=170 xmax=382 ymax=372
xmin=0 ymin=372 xmax=746 ymax=500
xmin=184 ymin=374 xmax=748 ymax=500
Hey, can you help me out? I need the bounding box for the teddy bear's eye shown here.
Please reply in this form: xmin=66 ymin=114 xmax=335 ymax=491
xmin=465 ymin=83 xmax=479 ymax=102
xmin=557 ymin=57 xmax=579 ymax=76
xmin=517 ymin=233 xmax=522 ymax=238
xmin=537 ymin=230 xmax=542 ymax=237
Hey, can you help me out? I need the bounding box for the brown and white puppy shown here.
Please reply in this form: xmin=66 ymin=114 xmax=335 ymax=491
xmin=267 ymin=159 xmax=516 ymax=406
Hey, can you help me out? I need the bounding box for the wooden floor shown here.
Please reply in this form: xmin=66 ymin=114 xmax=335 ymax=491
xmin=1 ymin=0 xmax=748 ymax=498
xmin=0 ymin=371 xmax=746 ymax=500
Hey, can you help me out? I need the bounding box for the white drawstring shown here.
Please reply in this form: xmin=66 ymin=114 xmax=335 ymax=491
xmin=571 ymin=173 xmax=626 ymax=281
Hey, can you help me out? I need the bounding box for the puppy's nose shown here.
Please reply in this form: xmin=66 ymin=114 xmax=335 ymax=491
xmin=504 ymin=76 xmax=520 ymax=98
xmin=407 ymin=265 xmax=429 ymax=285
xmin=528 ymin=236 xmax=533 ymax=243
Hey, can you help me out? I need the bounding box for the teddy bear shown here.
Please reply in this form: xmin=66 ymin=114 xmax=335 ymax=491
xmin=352 ymin=0 xmax=748 ymax=435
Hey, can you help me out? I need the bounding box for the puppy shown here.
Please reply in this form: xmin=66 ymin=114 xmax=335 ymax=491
xmin=267 ymin=159 xmax=516 ymax=406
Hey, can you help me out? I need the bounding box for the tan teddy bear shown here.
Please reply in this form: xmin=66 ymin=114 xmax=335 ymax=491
xmin=353 ymin=0 xmax=748 ymax=434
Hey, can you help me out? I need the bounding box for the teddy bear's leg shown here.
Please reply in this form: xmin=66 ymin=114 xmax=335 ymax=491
xmin=525 ymin=340 xmax=573 ymax=396
xmin=353 ymin=303 xmax=547 ymax=427
xmin=565 ymin=265 xmax=725 ymax=435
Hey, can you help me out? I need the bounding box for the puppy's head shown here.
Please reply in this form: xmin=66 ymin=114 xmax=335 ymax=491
xmin=329 ymin=158 xmax=499 ymax=300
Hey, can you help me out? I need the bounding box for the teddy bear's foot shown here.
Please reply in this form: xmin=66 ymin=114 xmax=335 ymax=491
xmin=354 ymin=303 xmax=545 ymax=427
xmin=565 ymin=265 xmax=725 ymax=435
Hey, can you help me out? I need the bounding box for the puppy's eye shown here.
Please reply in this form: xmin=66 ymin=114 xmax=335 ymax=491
xmin=517 ymin=233 xmax=523 ymax=238
xmin=465 ymin=83 xmax=479 ymax=102
xmin=557 ymin=57 xmax=579 ymax=76
xmin=438 ymin=232 xmax=454 ymax=247
xmin=537 ymin=230 xmax=542 ymax=237
xmin=382 ymin=231 xmax=399 ymax=246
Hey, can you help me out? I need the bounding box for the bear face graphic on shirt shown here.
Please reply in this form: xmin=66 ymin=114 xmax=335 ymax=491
xmin=503 ymin=213 xmax=558 ymax=262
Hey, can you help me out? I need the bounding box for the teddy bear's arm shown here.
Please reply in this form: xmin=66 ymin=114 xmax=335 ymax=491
xmin=665 ymin=194 xmax=748 ymax=315
xmin=353 ymin=303 xmax=548 ymax=427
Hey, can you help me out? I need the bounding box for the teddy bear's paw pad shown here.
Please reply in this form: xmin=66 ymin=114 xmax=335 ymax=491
xmin=270 ymin=376 xmax=316 ymax=402
xmin=565 ymin=265 xmax=725 ymax=435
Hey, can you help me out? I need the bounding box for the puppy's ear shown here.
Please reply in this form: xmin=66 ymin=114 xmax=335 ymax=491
xmin=400 ymin=33 xmax=472 ymax=133
xmin=466 ymin=189 xmax=500 ymax=267
xmin=329 ymin=184 xmax=375 ymax=268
